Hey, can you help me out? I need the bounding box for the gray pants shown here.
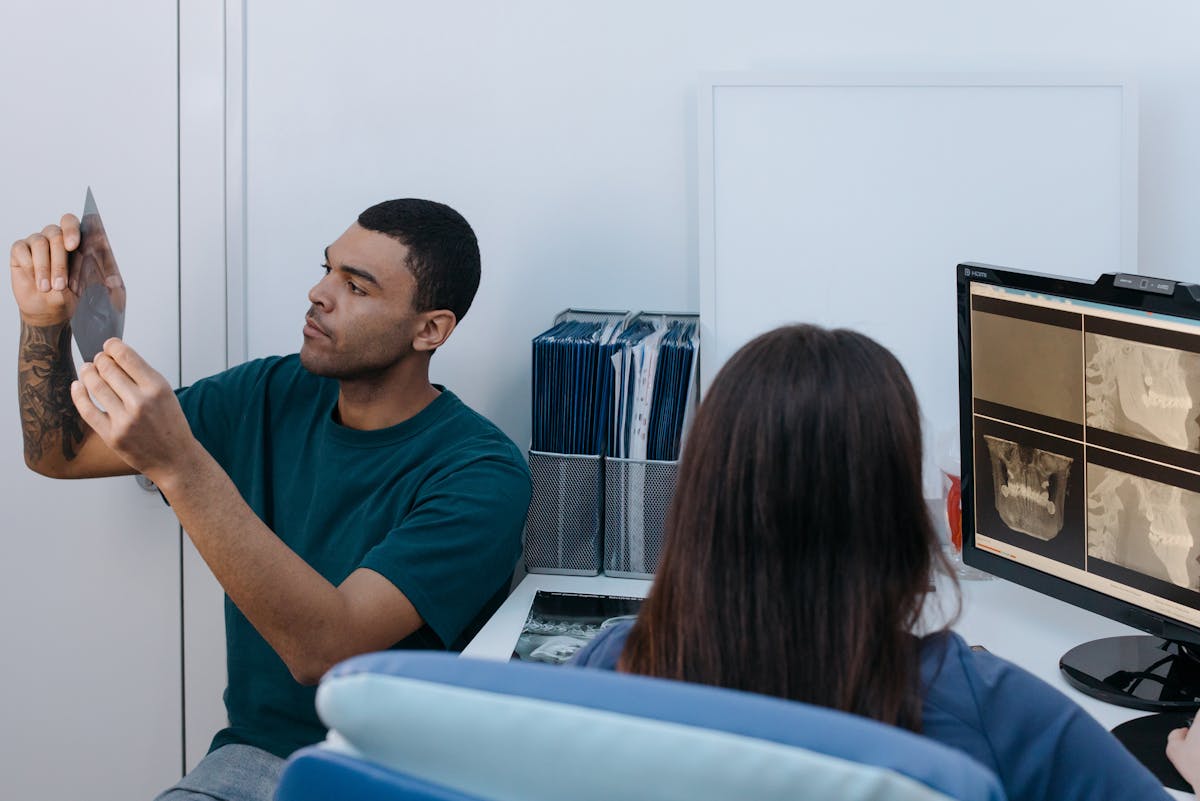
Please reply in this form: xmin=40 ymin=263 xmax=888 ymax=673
xmin=154 ymin=744 xmax=285 ymax=801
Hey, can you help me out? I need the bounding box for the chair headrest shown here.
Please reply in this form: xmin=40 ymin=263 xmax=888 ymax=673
xmin=314 ymin=651 xmax=1006 ymax=801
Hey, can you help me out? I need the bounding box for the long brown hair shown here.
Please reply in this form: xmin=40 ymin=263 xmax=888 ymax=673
xmin=619 ymin=324 xmax=954 ymax=731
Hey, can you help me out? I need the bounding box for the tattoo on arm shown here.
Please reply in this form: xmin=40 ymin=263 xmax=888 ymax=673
xmin=18 ymin=322 xmax=86 ymax=465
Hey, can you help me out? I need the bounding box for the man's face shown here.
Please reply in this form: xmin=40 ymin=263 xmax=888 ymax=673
xmin=299 ymin=223 xmax=424 ymax=379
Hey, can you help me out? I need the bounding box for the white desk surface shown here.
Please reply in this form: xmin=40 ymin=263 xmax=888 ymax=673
xmin=463 ymin=571 xmax=1190 ymax=799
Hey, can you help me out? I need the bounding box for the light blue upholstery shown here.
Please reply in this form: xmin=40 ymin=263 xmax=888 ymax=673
xmin=275 ymin=651 xmax=1007 ymax=801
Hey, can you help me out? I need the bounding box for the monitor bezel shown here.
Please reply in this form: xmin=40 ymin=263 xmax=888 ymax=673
xmin=957 ymin=261 xmax=1200 ymax=648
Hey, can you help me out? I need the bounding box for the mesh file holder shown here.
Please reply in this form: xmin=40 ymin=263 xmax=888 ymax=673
xmin=523 ymin=451 xmax=603 ymax=575
xmin=603 ymin=457 xmax=678 ymax=579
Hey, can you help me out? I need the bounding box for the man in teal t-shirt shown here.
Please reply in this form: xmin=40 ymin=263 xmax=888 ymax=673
xmin=11 ymin=198 xmax=531 ymax=800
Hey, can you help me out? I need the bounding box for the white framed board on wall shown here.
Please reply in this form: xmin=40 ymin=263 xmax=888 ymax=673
xmin=697 ymin=73 xmax=1137 ymax=494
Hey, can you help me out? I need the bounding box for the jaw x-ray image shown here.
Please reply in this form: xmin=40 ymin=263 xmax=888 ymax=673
xmin=979 ymin=434 xmax=1075 ymax=541
xmin=973 ymin=418 xmax=1086 ymax=569
xmin=1087 ymin=464 xmax=1200 ymax=591
xmin=1085 ymin=333 xmax=1200 ymax=453
xmin=983 ymin=435 xmax=1073 ymax=541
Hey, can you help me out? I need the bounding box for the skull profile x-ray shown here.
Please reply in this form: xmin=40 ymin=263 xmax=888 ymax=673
xmin=1087 ymin=464 xmax=1200 ymax=590
xmin=983 ymin=435 xmax=1074 ymax=541
xmin=1085 ymin=333 xmax=1200 ymax=452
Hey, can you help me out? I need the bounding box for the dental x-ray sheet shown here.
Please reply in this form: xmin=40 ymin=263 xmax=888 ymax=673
xmin=510 ymin=590 xmax=642 ymax=665
xmin=969 ymin=282 xmax=1200 ymax=620
xmin=68 ymin=187 xmax=126 ymax=361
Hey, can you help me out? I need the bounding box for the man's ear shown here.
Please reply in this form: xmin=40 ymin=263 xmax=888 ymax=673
xmin=412 ymin=309 xmax=458 ymax=353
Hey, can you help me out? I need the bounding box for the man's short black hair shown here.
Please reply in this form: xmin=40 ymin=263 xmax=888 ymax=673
xmin=357 ymin=198 xmax=481 ymax=322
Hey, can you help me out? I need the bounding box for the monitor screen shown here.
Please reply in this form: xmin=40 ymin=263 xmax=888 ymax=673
xmin=959 ymin=263 xmax=1200 ymax=645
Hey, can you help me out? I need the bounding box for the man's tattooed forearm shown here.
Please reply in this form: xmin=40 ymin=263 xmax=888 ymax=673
xmin=18 ymin=322 xmax=85 ymax=464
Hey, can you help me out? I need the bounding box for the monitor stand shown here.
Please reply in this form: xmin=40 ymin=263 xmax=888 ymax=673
xmin=1061 ymin=634 xmax=1200 ymax=792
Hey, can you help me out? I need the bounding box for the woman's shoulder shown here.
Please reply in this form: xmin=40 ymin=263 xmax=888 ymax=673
xmin=919 ymin=629 xmax=1074 ymax=726
xmin=919 ymin=630 xmax=1170 ymax=800
xmin=920 ymin=629 xmax=1105 ymax=714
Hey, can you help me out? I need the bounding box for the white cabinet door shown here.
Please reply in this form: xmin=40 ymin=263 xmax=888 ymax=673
xmin=0 ymin=2 xmax=183 ymax=798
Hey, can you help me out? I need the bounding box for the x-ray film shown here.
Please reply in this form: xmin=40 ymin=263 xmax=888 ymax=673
xmin=68 ymin=187 xmax=125 ymax=362
xmin=511 ymin=591 xmax=642 ymax=664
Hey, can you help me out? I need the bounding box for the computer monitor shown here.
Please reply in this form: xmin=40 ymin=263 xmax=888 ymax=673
xmin=958 ymin=263 xmax=1200 ymax=732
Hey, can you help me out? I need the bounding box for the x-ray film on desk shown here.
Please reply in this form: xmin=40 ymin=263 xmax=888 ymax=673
xmin=965 ymin=276 xmax=1200 ymax=626
xmin=510 ymin=591 xmax=642 ymax=665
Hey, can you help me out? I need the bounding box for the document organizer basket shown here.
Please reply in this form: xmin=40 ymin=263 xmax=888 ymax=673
xmin=603 ymin=457 xmax=678 ymax=579
xmin=523 ymin=451 xmax=603 ymax=575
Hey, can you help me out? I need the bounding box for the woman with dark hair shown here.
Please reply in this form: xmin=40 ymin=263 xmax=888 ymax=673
xmin=572 ymin=324 xmax=1168 ymax=800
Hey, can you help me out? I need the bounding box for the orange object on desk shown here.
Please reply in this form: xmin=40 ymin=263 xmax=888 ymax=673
xmin=945 ymin=474 xmax=962 ymax=551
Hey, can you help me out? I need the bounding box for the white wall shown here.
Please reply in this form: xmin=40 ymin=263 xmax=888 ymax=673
xmin=0 ymin=2 xmax=185 ymax=797
xmin=179 ymin=0 xmax=238 ymax=771
xmin=242 ymin=0 xmax=1200 ymax=450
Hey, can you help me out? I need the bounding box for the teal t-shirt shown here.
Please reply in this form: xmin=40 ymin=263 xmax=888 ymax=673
xmin=175 ymin=355 xmax=530 ymax=759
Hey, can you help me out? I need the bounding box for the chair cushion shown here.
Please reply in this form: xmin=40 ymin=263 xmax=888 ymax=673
xmin=276 ymin=746 xmax=487 ymax=801
xmin=313 ymin=651 xmax=1005 ymax=801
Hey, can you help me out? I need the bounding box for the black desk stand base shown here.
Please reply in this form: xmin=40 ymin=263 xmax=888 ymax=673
xmin=1059 ymin=634 xmax=1200 ymax=792
xmin=1111 ymin=713 xmax=1192 ymax=793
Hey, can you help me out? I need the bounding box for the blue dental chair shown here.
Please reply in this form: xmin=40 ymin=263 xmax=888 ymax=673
xmin=274 ymin=651 xmax=1006 ymax=801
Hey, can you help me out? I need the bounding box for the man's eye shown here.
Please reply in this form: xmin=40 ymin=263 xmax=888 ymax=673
xmin=321 ymin=264 xmax=332 ymax=275
xmin=348 ymin=282 xmax=366 ymax=296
